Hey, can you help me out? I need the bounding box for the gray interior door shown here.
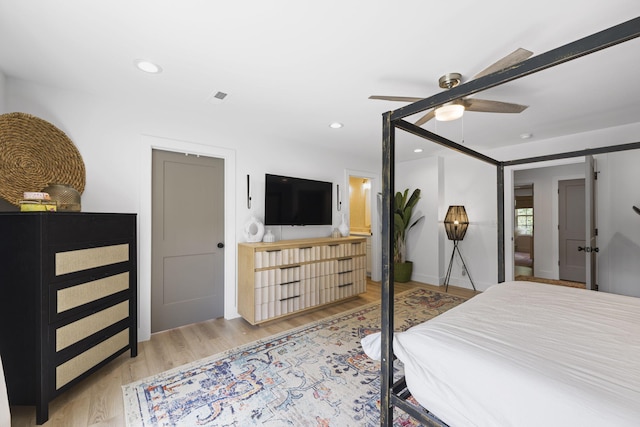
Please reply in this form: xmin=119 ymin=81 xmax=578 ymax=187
xmin=558 ymin=178 xmax=586 ymax=282
xmin=152 ymin=149 xmax=225 ymax=333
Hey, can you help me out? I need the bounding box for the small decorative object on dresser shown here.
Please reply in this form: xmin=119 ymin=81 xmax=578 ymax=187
xmin=243 ymin=215 xmax=265 ymax=242
xmin=0 ymin=212 xmax=137 ymax=425
xmin=262 ymin=229 xmax=276 ymax=243
xmin=338 ymin=213 xmax=349 ymax=236
xmin=41 ymin=183 xmax=81 ymax=211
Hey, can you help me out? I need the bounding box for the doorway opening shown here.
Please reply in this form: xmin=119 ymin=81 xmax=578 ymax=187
xmin=349 ymin=176 xmax=372 ymax=277
xmin=349 ymin=177 xmax=372 ymax=236
xmin=508 ymin=159 xmax=594 ymax=289
xmin=346 ymin=171 xmax=381 ymax=280
xmin=514 ymin=184 xmax=534 ymax=278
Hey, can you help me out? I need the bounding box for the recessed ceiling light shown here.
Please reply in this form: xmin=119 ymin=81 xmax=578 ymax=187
xmin=134 ymin=59 xmax=162 ymax=74
xmin=414 ymin=148 xmax=423 ymax=153
xmin=329 ymin=122 xmax=343 ymax=129
xmin=520 ymin=133 xmax=533 ymax=139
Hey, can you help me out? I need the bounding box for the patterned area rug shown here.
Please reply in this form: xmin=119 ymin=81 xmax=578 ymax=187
xmin=123 ymin=288 xmax=466 ymax=426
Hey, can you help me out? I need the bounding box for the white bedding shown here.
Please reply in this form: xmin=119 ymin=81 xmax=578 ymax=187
xmin=366 ymin=281 xmax=640 ymax=427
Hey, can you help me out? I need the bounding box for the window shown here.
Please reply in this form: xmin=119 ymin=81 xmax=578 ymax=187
xmin=515 ymin=208 xmax=533 ymax=235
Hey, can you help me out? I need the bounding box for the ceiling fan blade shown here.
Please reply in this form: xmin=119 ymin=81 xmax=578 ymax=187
xmin=472 ymin=48 xmax=533 ymax=80
xmin=369 ymin=95 xmax=424 ymax=102
xmin=414 ymin=109 xmax=436 ymax=126
xmin=465 ymin=98 xmax=528 ymax=113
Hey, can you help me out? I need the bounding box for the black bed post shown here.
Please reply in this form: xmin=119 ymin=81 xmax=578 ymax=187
xmin=497 ymin=163 xmax=505 ymax=283
xmin=380 ymin=111 xmax=395 ymax=427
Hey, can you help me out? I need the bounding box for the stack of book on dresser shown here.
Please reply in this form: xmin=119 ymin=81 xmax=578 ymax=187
xmin=19 ymin=191 xmax=57 ymax=211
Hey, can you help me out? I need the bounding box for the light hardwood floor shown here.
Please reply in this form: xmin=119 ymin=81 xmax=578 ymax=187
xmin=10 ymin=280 xmax=477 ymax=427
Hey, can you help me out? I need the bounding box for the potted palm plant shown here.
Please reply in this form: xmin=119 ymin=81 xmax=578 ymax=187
xmin=394 ymin=188 xmax=424 ymax=282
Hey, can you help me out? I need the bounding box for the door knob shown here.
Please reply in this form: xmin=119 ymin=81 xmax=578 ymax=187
xmin=217 ymin=242 xmax=224 ymax=248
xmin=578 ymin=246 xmax=599 ymax=253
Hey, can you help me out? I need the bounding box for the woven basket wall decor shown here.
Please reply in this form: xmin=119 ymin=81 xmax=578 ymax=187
xmin=0 ymin=112 xmax=86 ymax=205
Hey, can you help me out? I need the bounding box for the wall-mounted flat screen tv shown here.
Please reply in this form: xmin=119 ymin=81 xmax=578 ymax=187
xmin=265 ymin=174 xmax=333 ymax=226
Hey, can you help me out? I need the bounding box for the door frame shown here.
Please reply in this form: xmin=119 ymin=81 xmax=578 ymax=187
xmin=139 ymin=135 xmax=237 ymax=342
xmin=504 ymin=157 xmax=585 ymax=281
xmin=345 ymin=169 xmax=381 ymax=281
xmin=584 ymin=155 xmax=597 ymax=290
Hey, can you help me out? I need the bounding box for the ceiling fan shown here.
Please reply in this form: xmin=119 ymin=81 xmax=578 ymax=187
xmin=369 ymin=48 xmax=533 ymax=126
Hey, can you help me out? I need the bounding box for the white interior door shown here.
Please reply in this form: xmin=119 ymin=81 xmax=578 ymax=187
xmin=152 ymin=149 xmax=225 ymax=332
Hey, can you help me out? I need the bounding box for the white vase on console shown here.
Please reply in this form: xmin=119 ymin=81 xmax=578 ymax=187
xmin=244 ymin=216 xmax=265 ymax=242
xmin=338 ymin=213 xmax=349 ymax=237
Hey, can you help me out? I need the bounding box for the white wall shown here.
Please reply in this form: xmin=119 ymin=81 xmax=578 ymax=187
xmin=394 ymin=156 xmax=441 ymax=285
xmin=0 ymin=70 xmax=5 ymax=113
xmin=441 ymin=154 xmax=497 ymax=290
xmin=395 ymin=153 xmax=498 ymax=291
xmin=594 ymin=151 xmax=640 ymax=297
xmin=4 ymin=77 xmax=380 ymax=341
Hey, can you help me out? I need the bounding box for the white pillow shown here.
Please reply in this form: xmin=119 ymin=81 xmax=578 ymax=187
xmin=361 ymin=331 xmax=382 ymax=361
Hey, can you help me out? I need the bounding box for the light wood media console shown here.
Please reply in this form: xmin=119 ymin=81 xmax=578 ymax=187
xmin=238 ymin=236 xmax=367 ymax=324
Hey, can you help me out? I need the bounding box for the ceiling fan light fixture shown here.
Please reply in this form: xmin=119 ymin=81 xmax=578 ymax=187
xmin=435 ymin=103 xmax=465 ymax=121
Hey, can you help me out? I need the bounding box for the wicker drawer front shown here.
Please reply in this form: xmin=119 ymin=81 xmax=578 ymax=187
xmin=55 ymin=301 xmax=129 ymax=351
xmin=55 ymin=329 xmax=129 ymax=390
xmin=55 ymin=244 xmax=129 ymax=276
xmin=57 ymin=272 xmax=129 ymax=314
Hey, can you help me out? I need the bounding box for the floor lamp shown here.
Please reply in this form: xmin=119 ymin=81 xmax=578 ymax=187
xmin=443 ymin=205 xmax=476 ymax=292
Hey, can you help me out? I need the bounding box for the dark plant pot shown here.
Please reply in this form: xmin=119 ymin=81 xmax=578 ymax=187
xmin=394 ymin=261 xmax=413 ymax=283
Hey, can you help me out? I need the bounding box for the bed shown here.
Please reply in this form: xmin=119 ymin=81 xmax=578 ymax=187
xmin=377 ymin=17 xmax=640 ymax=427
xmin=365 ymin=281 xmax=640 ymax=426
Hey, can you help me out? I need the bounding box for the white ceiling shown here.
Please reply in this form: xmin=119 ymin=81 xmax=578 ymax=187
xmin=0 ymin=1 xmax=638 ymax=163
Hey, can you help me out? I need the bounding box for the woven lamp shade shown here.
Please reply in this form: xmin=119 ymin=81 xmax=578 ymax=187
xmin=0 ymin=112 xmax=86 ymax=205
xmin=444 ymin=205 xmax=469 ymax=241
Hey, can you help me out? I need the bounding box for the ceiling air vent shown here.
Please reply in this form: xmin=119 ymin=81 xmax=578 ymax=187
xmin=206 ymin=91 xmax=228 ymax=104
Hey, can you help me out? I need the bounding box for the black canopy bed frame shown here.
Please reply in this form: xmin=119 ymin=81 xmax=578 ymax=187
xmin=379 ymin=16 xmax=640 ymax=427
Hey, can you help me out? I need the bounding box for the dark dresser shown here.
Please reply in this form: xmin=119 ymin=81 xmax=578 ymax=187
xmin=0 ymin=212 xmax=137 ymax=424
